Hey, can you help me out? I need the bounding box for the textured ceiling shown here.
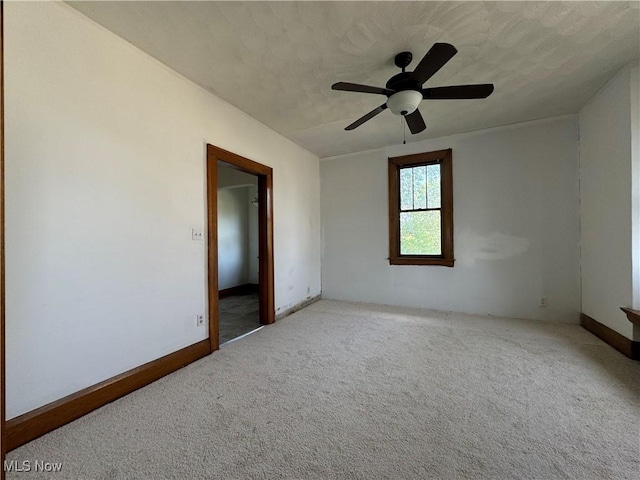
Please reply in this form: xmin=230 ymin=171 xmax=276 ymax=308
xmin=68 ymin=1 xmax=640 ymax=158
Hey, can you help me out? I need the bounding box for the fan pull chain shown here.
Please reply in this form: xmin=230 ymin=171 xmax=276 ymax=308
xmin=402 ymin=115 xmax=406 ymax=144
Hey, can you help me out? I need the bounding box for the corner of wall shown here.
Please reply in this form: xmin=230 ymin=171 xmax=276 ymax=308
xmin=630 ymin=63 xmax=640 ymax=310
xmin=578 ymin=62 xmax=635 ymax=340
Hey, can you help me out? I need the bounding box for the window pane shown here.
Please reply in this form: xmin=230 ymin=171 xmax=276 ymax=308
xmin=412 ymin=166 xmax=426 ymax=209
xmin=400 ymin=168 xmax=413 ymax=210
xmin=427 ymin=164 xmax=441 ymax=209
xmin=400 ymin=210 xmax=441 ymax=255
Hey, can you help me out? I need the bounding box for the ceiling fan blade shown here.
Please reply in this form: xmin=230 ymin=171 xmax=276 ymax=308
xmin=345 ymin=104 xmax=388 ymax=130
xmin=405 ymin=109 xmax=426 ymax=134
xmin=332 ymin=82 xmax=394 ymax=96
xmin=422 ymin=84 xmax=494 ymax=99
xmin=409 ymin=43 xmax=457 ymax=86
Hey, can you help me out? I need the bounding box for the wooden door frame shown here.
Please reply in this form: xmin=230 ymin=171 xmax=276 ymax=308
xmin=206 ymin=144 xmax=274 ymax=352
xmin=1 ymin=1 xmax=6 ymax=477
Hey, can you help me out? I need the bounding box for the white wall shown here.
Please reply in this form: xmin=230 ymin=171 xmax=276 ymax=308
xmin=579 ymin=64 xmax=636 ymax=340
xmin=321 ymin=116 xmax=580 ymax=323
xmin=217 ymin=187 xmax=250 ymax=290
xmin=631 ymin=64 xmax=640 ymax=342
xmin=217 ymin=165 xmax=259 ymax=289
xmin=217 ymin=164 xmax=258 ymax=189
xmin=5 ymin=2 xmax=321 ymax=418
xmin=216 ymin=185 xmax=259 ymax=289
xmin=247 ymin=186 xmax=260 ymax=284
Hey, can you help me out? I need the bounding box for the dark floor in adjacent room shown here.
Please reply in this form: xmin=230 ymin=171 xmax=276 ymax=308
xmin=219 ymin=293 xmax=261 ymax=344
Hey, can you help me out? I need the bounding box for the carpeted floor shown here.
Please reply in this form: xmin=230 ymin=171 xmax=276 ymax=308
xmin=6 ymin=300 xmax=639 ymax=479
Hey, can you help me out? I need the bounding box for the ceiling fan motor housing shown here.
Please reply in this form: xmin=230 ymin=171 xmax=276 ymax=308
xmin=386 ymin=71 xmax=421 ymax=91
xmin=387 ymin=90 xmax=423 ymax=116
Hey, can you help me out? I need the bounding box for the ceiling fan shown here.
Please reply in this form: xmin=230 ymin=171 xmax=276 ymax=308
xmin=332 ymin=43 xmax=494 ymax=134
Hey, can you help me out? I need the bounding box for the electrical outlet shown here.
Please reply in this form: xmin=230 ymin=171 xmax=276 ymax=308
xmin=539 ymin=297 xmax=548 ymax=308
xmin=192 ymin=228 xmax=204 ymax=241
xmin=196 ymin=314 xmax=205 ymax=326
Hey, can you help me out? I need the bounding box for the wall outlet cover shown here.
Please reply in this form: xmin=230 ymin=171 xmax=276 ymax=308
xmin=192 ymin=228 xmax=204 ymax=241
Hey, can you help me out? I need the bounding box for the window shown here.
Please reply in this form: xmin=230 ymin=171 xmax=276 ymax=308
xmin=388 ymin=149 xmax=453 ymax=266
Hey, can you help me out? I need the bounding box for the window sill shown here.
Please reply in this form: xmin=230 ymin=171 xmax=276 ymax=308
xmin=389 ymin=257 xmax=454 ymax=267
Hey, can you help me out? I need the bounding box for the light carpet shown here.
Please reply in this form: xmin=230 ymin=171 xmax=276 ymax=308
xmin=6 ymin=300 xmax=640 ymax=479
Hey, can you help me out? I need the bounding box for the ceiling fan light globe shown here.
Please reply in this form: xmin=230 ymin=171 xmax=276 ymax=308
xmin=387 ymin=90 xmax=422 ymax=116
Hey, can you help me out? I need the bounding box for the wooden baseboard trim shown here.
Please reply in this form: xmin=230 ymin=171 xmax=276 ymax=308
xmin=5 ymin=339 xmax=211 ymax=451
xmin=218 ymin=283 xmax=259 ymax=299
xmin=275 ymin=294 xmax=321 ymax=321
xmin=580 ymin=313 xmax=639 ymax=360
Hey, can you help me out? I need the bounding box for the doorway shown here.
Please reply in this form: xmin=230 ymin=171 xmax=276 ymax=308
xmin=217 ymin=163 xmax=259 ymax=343
xmin=206 ymin=144 xmax=274 ymax=352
